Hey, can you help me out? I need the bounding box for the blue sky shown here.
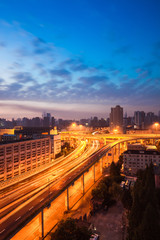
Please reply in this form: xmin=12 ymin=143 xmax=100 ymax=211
xmin=0 ymin=0 xmax=160 ymax=119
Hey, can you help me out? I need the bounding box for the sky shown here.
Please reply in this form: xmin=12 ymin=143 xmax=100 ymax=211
xmin=0 ymin=0 xmax=160 ymax=120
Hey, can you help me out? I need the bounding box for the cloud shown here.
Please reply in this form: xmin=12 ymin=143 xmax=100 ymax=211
xmin=114 ymin=45 xmax=131 ymax=54
xmin=60 ymin=58 xmax=88 ymax=71
xmin=137 ymin=70 xmax=150 ymax=80
xmin=0 ymin=42 xmax=6 ymax=48
xmin=32 ymin=37 xmax=46 ymax=46
xmin=32 ymin=37 xmax=53 ymax=55
xmin=0 ymin=78 xmax=5 ymax=83
xmin=60 ymin=58 xmax=102 ymax=73
xmin=71 ymin=63 xmax=89 ymax=71
xmin=78 ymin=75 xmax=109 ymax=86
xmin=50 ymin=69 xmax=71 ymax=79
xmin=11 ymin=72 xmax=36 ymax=83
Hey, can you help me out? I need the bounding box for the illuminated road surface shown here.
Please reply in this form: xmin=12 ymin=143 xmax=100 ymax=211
xmin=1 ymin=133 xmax=159 ymax=239
xmin=0 ymin=140 xmax=100 ymax=239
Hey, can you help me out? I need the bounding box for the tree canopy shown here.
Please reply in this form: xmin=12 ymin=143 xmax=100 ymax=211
xmin=51 ymin=218 xmax=92 ymax=240
xmin=127 ymin=163 xmax=160 ymax=240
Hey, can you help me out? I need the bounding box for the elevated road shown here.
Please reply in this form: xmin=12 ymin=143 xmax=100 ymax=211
xmin=0 ymin=133 xmax=160 ymax=239
xmin=0 ymin=140 xmax=100 ymax=240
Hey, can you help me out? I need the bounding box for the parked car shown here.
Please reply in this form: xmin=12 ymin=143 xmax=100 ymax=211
xmin=90 ymin=233 xmax=99 ymax=240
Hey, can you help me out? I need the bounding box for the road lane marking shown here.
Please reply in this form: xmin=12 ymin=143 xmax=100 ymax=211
xmin=40 ymin=198 xmax=44 ymax=202
xmin=29 ymin=206 xmax=34 ymax=211
xmin=0 ymin=229 xmax=5 ymax=234
xmin=15 ymin=216 xmax=21 ymax=222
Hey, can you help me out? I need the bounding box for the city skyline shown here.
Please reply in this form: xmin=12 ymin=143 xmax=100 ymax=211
xmin=0 ymin=105 xmax=160 ymax=121
xmin=0 ymin=0 xmax=160 ymax=119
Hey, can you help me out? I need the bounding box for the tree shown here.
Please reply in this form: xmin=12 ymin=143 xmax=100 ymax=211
xmin=91 ymin=181 xmax=108 ymax=200
xmin=156 ymin=141 xmax=160 ymax=152
xmin=52 ymin=218 xmax=77 ymax=240
xmin=127 ymin=164 xmax=160 ymax=240
xmin=137 ymin=203 xmax=160 ymax=240
xmin=109 ymin=182 xmax=122 ymax=199
xmin=110 ymin=161 xmax=119 ymax=177
xmin=51 ymin=218 xmax=92 ymax=240
xmin=121 ymin=189 xmax=132 ymax=210
xmin=117 ymin=154 xmax=123 ymax=172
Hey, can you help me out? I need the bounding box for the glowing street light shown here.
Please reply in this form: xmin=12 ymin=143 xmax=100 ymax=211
xmin=113 ymin=129 xmax=118 ymax=134
xmin=72 ymin=123 xmax=76 ymax=127
xmin=154 ymin=122 xmax=159 ymax=135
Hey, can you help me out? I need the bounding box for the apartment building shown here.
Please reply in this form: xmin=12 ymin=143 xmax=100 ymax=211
xmin=0 ymin=137 xmax=51 ymax=182
xmin=50 ymin=134 xmax=61 ymax=157
xmin=124 ymin=146 xmax=160 ymax=175
xmin=110 ymin=105 xmax=123 ymax=133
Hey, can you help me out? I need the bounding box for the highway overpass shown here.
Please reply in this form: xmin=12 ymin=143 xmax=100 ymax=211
xmin=0 ymin=133 xmax=160 ymax=240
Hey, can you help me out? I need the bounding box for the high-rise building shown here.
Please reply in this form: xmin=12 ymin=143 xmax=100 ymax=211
xmin=134 ymin=111 xmax=145 ymax=129
xmin=145 ymin=112 xmax=155 ymax=128
xmin=110 ymin=105 xmax=123 ymax=133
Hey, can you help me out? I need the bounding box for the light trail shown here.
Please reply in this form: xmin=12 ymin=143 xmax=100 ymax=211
xmin=0 ymin=140 xmax=99 ymax=221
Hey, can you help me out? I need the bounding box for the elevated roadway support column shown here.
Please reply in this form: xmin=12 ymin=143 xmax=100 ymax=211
xmin=124 ymin=142 xmax=128 ymax=151
xmin=112 ymin=148 xmax=114 ymax=162
xmin=81 ymin=173 xmax=85 ymax=195
xmin=103 ymin=137 xmax=106 ymax=145
xmin=118 ymin=143 xmax=120 ymax=157
xmin=120 ymin=143 xmax=123 ymax=155
xmin=65 ymin=187 xmax=70 ymax=211
xmin=39 ymin=209 xmax=44 ymax=240
xmin=104 ymin=154 xmax=108 ymax=168
xmin=92 ymin=164 xmax=96 ymax=183
xmin=100 ymin=158 xmax=103 ymax=174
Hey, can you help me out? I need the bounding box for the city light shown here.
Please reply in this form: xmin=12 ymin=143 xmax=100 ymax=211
xmin=154 ymin=122 xmax=159 ymax=129
xmin=113 ymin=129 xmax=118 ymax=134
xmin=72 ymin=123 xmax=76 ymax=128
xmin=154 ymin=122 xmax=159 ymax=135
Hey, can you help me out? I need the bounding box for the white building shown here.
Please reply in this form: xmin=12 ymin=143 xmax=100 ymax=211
xmin=124 ymin=145 xmax=160 ymax=175
xmin=50 ymin=134 xmax=61 ymax=157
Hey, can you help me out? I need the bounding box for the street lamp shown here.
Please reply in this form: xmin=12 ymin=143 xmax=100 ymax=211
xmin=113 ymin=129 xmax=118 ymax=134
xmin=154 ymin=122 xmax=159 ymax=135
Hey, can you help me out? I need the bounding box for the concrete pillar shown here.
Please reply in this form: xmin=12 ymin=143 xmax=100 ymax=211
xmin=65 ymin=187 xmax=69 ymax=211
xmin=81 ymin=174 xmax=85 ymax=195
xmin=102 ymin=155 xmax=106 ymax=167
xmin=100 ymin=158 xmax=103 ymax=174
xmin=112 ymin=148 xmax=114 ymax=162
xmin=120 ymin=143 xmax=123 ymax=154
xmin=118 ymin=143 xmax=120 ymax=156
xmin=93 ymin=164 xmax=96 ymax=183
xmin=114 ymin=146 xmax=117 ymax=155
xmin=124 ymin=142 xmax=128 ymax=150
xmin=103 ymin=138 xmax=106 ymax=145
xmin=39 ymin=209 xmax=44 ymax=239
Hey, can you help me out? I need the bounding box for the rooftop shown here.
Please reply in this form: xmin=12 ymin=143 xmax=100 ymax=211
xmin=124 ymin=149 xmax=160 ymax=155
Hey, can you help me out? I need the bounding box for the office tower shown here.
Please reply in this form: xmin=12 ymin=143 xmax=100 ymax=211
xmin=43 ymin=113 xmax=51 ymax=127
xmin=51 ymin=117 xmax=55 ymax=128
xmin=145 ymin=112 xmax=155 ymax=128
xmin=110 ymin=105 xmax=123 ymax=133
xmin=134 ymin=111 xmax=145 ymax=129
